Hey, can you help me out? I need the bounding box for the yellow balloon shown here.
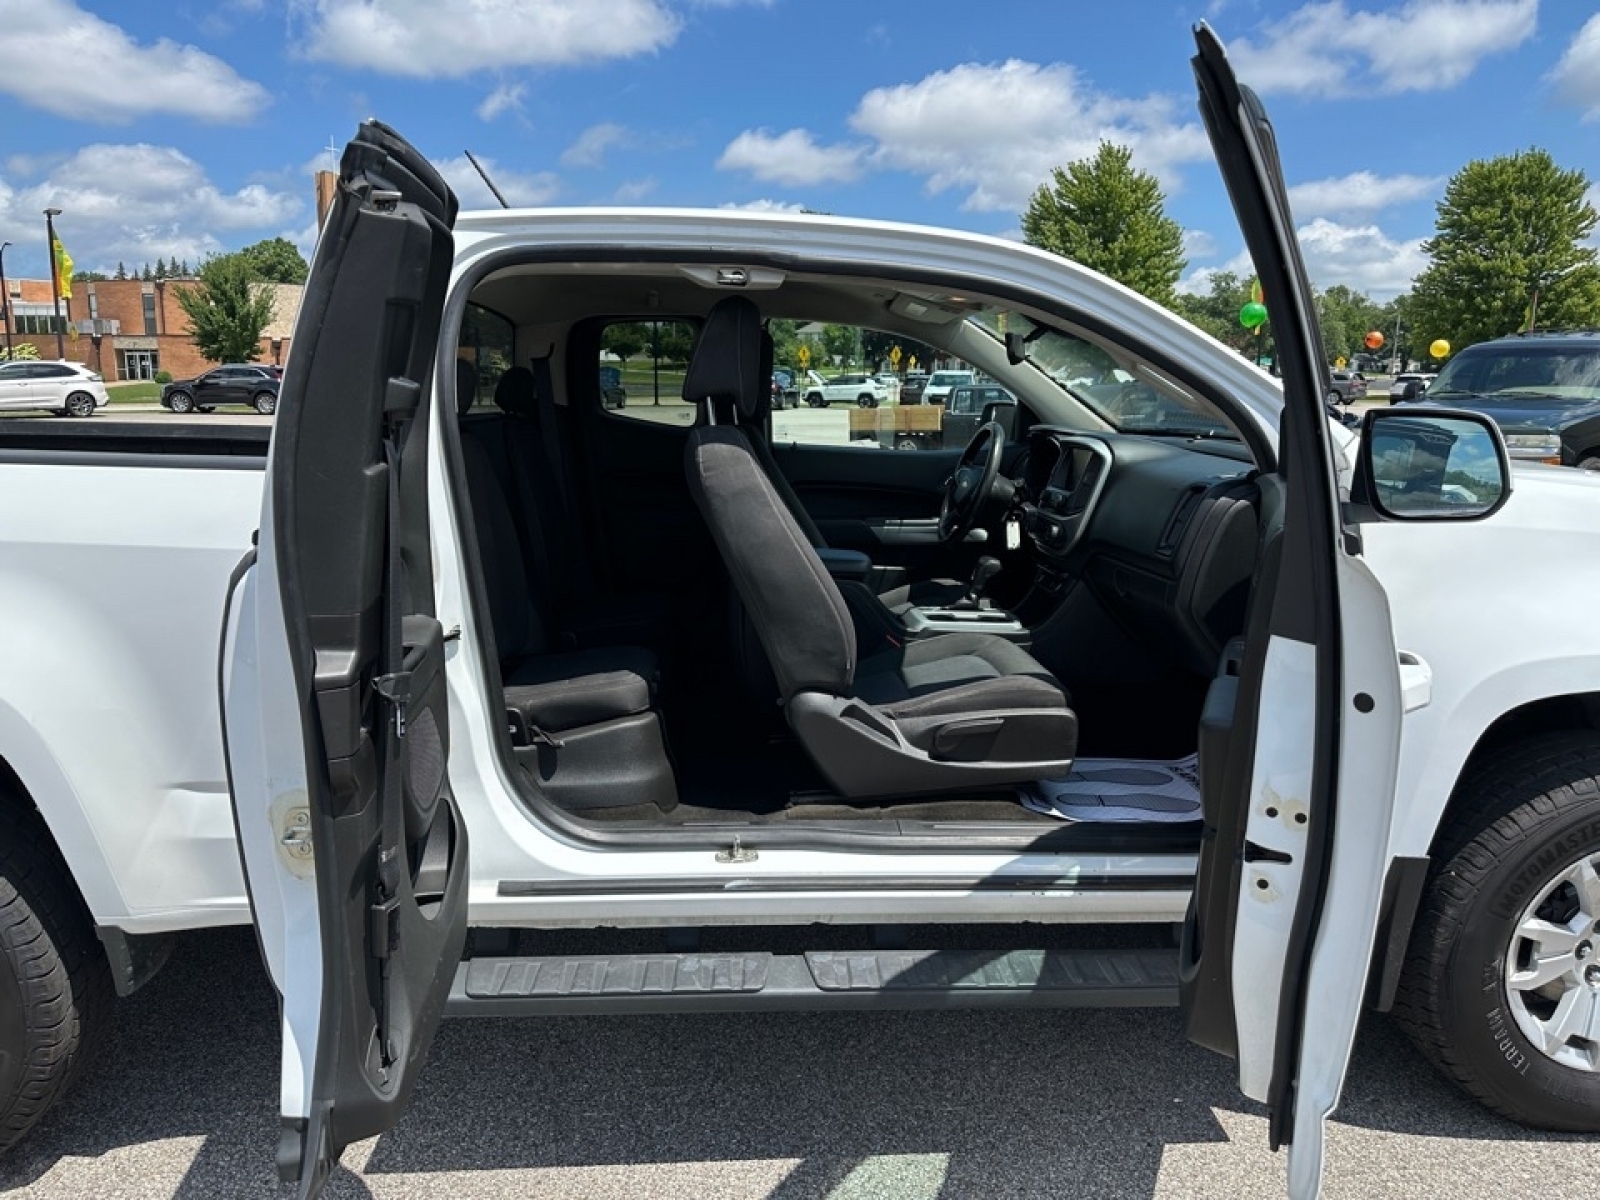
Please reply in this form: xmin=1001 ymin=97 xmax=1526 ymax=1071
xmin=1429 ymin=339 xmax=1450 ymax=359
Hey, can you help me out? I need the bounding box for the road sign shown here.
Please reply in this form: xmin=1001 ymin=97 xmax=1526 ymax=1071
xmin=798 ymin=344 xmax=810 ymax=369
xmin=889 ymin=344 xmax=902 ymax=368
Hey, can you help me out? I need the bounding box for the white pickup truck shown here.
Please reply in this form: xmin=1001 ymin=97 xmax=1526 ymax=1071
xmin=1 ymin=30 xmax=1598 ymax=1199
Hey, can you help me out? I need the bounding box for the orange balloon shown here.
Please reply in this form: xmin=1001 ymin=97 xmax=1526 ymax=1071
xmin=1364 ymin=330 xmax=1384 ymax=350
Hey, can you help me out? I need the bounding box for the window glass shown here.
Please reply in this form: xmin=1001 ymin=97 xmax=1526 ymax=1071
xmin=458 ymin=303 xmax=514 ymax=409
xmin=598 ymin=319 xmax=699 ymax=428
xmin=773 ymin=322 xmax=967 ymax=452
xmin=1430 ymin=345 xmax=1600 ymax=402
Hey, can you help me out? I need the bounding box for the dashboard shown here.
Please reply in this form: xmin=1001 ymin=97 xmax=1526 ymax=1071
xmin=1020 ymin=427 xmax=1262 ymax=676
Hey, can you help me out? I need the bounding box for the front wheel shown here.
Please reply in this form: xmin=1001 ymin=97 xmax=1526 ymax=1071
xmin=806 ymin=392 xmax=827 ymax=408
xmin=1578 ymin=452 xmax=1600 ymax=472
xmin=252 ymin=391 xmax=277 ymax=416
xmin=1326 ymin=389 xmax=1343 ymax=406
xmin=0 ymin=807 xmax=111 ymax=1149
xmin=166 ymin=391 xmax=194 ymax=414
xmin=63 ymin=392 xmax=97 ymax=418
xmin=1394 ymin=733 xmax=1600 ymax=1131
xmin=857 ymin=393 xmax=878 ymax=408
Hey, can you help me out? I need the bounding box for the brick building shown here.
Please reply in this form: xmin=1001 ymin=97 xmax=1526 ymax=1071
xmin=2 ymin=275 xmax=302 ymax=382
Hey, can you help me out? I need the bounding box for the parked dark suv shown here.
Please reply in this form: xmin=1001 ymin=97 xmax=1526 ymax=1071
xmin=162 ymin=364 xmax=281 ymax=415
xmin=1409 ymin=331 xmax=1600 ymax=468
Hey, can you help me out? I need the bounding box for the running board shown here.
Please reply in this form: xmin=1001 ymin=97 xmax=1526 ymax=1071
xmin=445 ymin=948 xmax=1178 ymax=1016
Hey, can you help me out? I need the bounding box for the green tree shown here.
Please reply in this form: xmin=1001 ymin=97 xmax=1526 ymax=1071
xmin=175 ymin=254 xmax=277 ymax=364
xmin=113 ymin=262 xmax=127 ymax=281
xmin=140 ymin=263 xmax=153 ymax=281
xmin=1314 ymin=285 xmax=1386 ymax=365
xmin=236 ymin=237 xmax=309 ymax=285
xmin=1022 ymin=141 xmax=1186 ymax=306
xmin=601 ymin=323 xmax=646 ymax=363
xmin=819 ymin=323 xmax=858 ymax=367
xmin=154 ymin=257 xmax=168 ymax=279
xmin=1410 ymin=149 xmax=1600 ymax=350
xmin=1171 ymin=270 xmax=1252 ymax=347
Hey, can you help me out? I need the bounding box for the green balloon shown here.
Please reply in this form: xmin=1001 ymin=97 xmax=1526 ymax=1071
xmin=1239 ymin=301 xmax=1268 ymax=329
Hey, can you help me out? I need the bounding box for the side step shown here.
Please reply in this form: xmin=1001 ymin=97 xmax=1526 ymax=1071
xmin=446 ymin=948 xmax=1178 ymax=1017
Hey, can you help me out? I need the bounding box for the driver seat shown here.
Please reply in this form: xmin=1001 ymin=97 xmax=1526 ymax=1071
xmin=684 ymin=297 xmax=1077 ymax=798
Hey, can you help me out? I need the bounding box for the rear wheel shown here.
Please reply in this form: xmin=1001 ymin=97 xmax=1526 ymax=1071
xmin=63 ymin=392 xmax=96 ymax=418
xmin=166 ymin=391 xmax=194 ymax=414
xmin=252 ymin=391 xmax=277 ymax=415
xmin=1394 ymin=733 xmax=1600 ymax=1131
xmin=0 ymin=806 xmax=111 ymax=1149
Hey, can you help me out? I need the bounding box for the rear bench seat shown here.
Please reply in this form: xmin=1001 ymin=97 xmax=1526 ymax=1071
xmin=456 ymin=360 xmax=676 ymax=812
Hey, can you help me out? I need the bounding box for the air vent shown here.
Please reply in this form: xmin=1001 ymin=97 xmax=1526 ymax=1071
xmin=1157 ymin=484 xmax=1208 ymax=558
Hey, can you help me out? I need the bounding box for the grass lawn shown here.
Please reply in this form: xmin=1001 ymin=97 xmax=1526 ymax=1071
xmin=107 ymin=381 xmax=162 ymax=404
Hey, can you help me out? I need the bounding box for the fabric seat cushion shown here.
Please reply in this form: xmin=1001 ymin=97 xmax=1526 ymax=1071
xmin=852 ymin=632 xmax=1068 ymax=720
xmin=503 ymin=645 xmax=659 ymax=732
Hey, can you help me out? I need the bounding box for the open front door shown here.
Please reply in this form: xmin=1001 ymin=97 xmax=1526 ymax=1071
xmin=221 ymin=122 xmax=467 ymax=1198
xmin=1178 ymin=25 xmax=1404 ymax=1199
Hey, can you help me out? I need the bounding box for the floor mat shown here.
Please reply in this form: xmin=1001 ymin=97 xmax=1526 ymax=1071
xmin=1021 ymin=753 xmax=1200 ymax=823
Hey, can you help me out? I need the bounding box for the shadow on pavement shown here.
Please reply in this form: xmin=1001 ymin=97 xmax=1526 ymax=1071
xmin=0 ymin=927 xmax=1586 ymax=1200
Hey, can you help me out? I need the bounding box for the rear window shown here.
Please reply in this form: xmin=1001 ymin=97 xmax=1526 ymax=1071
xmin=597 ymin=319 xmax=699 ymax=428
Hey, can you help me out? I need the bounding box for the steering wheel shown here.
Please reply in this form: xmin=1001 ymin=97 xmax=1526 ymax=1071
xmin=938 ymin=420 xmax=1006 ymax=544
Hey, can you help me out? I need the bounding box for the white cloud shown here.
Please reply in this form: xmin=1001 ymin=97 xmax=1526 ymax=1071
xmin=0 ymin=0 xmax=269 ymax=122
xmin=0 ymin=144 xmax=303 ymax=275
xmin=1177 ymin=219 xmax=1426 ymax=301
xmin=718 ymin=198 xmax=809 ymax=213
xmin=298 ymin=0 xmax=682 ymax=77
xmin=433 ymin=154 xmax=561 ymax=209
xmin=1287 ymin=171 xmax=1443 ymax=218
xmin=1296 ymin=218 xmax=1429 ymax=299
xmin=1551 ymin=13 xmax=1600 ymax=120
xmin=476 ymin=83 xmax=526 ymax=122
xmin=613 ymin=177 xmax=657 ymax=202
xmin=561 ymin=123 xmax=631 ymax=169
xmin=1183 ymin=228 xmax=1219 ymax=260
xmin=847 ymin=60 xmax=1211 ymax=212
xmin=716 ymin=129 xmax=866 ymax=187
xmin=1229 ymin=0 xmax=1537 ymax=96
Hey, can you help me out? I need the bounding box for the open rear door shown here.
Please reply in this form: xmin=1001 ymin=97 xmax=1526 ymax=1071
xmin=1178 ymin=25 xmax=1404 ymax=1199
xmin=221 ymin=122 xmax=467 ymax=1198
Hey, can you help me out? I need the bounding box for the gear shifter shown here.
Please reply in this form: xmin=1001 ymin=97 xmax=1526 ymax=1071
xmin=954 ymin=556 xmax=1002 ymax=610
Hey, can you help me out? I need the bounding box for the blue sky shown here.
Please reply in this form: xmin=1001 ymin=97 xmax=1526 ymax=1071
xmin=1 ymin=0 xmax=1596 ymax=300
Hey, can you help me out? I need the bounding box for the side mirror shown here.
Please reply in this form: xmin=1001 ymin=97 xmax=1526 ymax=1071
xmin=982 ymin=399 xmax=1018 ymax=440
xmin=1354 ymin=409 xmax=1511 ymax=522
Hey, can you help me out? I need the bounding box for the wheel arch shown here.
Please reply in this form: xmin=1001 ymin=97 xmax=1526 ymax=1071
xmin=1368 ymin=689 xmax=1600 ymax=1012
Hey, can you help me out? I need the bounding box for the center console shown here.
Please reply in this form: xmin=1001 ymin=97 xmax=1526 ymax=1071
xmin=901 ymin=603 xmax=1030 ymax=643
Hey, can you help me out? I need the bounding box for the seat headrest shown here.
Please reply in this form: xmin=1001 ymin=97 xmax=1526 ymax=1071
xmin=494 ymin=365 xmax=540 ymax=420
xmin=455 ymin=357 xmax=479 ymax=416
xmin=682 ymin=296 xmax=762 ymax=419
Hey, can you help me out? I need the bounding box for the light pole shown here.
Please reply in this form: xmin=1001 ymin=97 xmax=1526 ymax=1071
xmin=0 ymin=241 xmax=13 ymax=358
xmin=43 ymin=208 xmax=65 ymax=359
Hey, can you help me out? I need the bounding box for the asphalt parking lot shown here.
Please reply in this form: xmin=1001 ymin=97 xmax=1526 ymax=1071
xmin=0 ymin=927 xmax=1592 ymax=1200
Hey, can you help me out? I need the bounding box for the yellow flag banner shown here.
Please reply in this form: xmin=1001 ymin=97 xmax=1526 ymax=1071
xmin=53 ymin=235 xmax=73 ymax=301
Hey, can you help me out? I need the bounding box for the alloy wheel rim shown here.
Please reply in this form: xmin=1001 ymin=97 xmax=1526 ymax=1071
xmin=1504 ymin=848 xmax=1600 ymax=1072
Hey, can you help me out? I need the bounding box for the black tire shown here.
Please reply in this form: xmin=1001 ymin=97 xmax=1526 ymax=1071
xmin=252 ymin=391 xmax=277 ymax=416
xmin=0 ymin=805 xmax=111 ymax=1149
xmin=166 ymin=391 xmax=194 ymax=414
xmin=1393 ymin=732 xmax=1600 ymax=1131
xmin=1326 ymin=389 xmax=1342 ymax=406
xmin=1578 ymin=452 xmax=1600 ymax=472
xmin=806 ymin=392 xmax=827 ymax=408
xmin=857 ymin=393 xmax=878 ymax=408
xmin=63 ymin=392 xmax=96 ymax=419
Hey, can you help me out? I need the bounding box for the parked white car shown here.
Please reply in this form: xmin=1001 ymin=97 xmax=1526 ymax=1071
xmin=1 ymin=31 xmax=1598 ymax=1200
xmin=0 ymin=359 xmax=108 ymax=417
xmin=922 ymin=368 xmax=976 ymax=405
xmin=801 ymin=369 xmax=889 ymax=408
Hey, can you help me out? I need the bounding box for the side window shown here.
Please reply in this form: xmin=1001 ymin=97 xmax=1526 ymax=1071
xmin=598 ymin=319 xmax=698 ymax=429
xmin=458 ymin=303 xmax=514 ymax=409
xmin=772 ymin=321 xmax=968 ymax=452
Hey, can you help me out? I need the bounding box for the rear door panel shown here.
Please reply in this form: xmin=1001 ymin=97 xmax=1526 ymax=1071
xmin=222 ymin=120 xmax=468 ymax=1198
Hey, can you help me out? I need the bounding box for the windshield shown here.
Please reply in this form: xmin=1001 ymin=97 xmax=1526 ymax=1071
xmin=1430 ymin=344 xmax=1600 ymax=402
xmin=968 ymin=310 xmax=1235 ymax=437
